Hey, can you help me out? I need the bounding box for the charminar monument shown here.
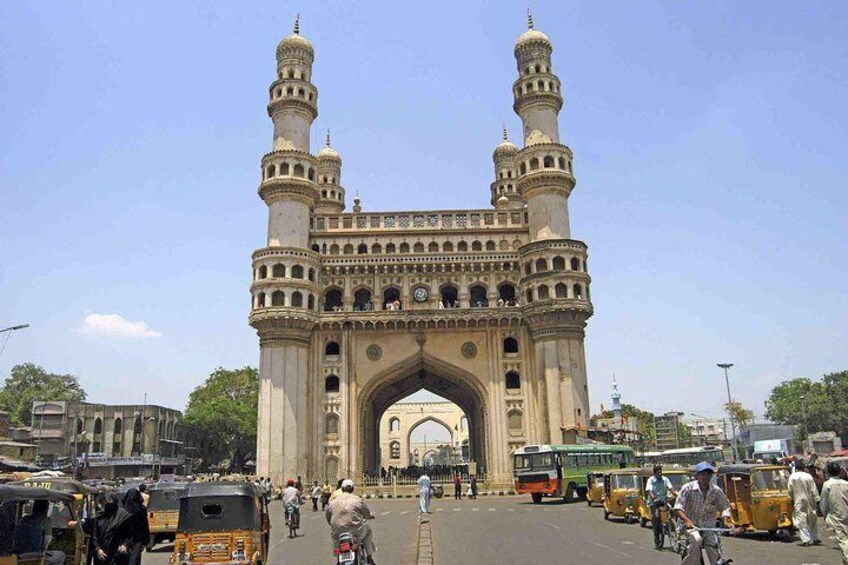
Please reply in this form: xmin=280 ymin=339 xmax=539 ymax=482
xmin=250 ymin=12 xmax=594 ymax=485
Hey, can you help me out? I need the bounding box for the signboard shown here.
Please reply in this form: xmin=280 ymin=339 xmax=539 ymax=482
xmin=82 ymin=453 xmax=185 ymax=467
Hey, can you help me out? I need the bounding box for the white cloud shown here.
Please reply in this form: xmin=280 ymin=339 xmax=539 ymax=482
xmin=79 ymin=313 xmax=162 ymax=339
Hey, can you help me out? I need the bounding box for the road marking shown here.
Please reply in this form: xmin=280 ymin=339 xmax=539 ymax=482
xmin=453 ymin=508 xmax=461 ymax=511
xmin=399 ymin=511 xmax=409 ymax=515
xmin=471 ymin=507 xmax=480 ymax=512
xmin=487 ymin=508 xmax=496 ymax=511
xmin=380 ymin=511 xmax=392 ymax=515
xmin=544 ymin=522 xmax=561 ymax=530
xmin=591 ymin=542 xmax=631 ymax=558
xmin=507 ymin=508 xmax=516 ymax=512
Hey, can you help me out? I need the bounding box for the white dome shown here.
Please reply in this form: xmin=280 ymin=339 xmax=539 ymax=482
xmin=515 ymin=28 xmax=551 ymax=50
xmin=494 ymin=139 xmax=518 ymax=157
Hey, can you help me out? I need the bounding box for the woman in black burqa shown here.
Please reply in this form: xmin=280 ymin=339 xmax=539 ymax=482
xmin=122 ymin=488 xmax=150 ymax=565
xmin=92 ymin=492 xmax=133 ymax=565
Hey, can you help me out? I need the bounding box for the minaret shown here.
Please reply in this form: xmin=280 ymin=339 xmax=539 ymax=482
xmin=515 ymin=11 xmax=593 ymax=444
xmin=250 ymin=16 xmax=321 ymax=484
xmin=314 ymin=130 xmax=346 ymax=214
xmin=490 ymin=126 xmax=523 ymax=209
xmin=611 ymin=377 xmax=622 ymax=420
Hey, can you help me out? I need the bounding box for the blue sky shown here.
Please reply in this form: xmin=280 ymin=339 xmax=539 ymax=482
xmin=1 ymin=1 xmax=846 ymax=426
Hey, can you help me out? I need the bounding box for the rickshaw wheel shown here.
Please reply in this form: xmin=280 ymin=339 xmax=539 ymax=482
xmin=640 ymin=516 xmax=648 ymax=528
xmin=625 ymin=514 xmax=633 ymax=524
xmin=603 ymin=510 xmax=610 ymax=520
xmin=586 ymin=499 xmax=592 ymax=507
xmin=531 ymin=493 xmax=543 ymax=504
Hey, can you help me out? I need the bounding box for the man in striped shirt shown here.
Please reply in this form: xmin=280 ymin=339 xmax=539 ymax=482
xmin=674 ymin=461 xmax=733 ymax=565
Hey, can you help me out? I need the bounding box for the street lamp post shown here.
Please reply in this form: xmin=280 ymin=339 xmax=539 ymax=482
xmin=717 ymin=363 xmax=739 ymax=461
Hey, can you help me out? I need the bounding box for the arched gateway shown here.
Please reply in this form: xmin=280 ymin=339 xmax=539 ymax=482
xmin=249 ymin=17 xmax=595 ymax=487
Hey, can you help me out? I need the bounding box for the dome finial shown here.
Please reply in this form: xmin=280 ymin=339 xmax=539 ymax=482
xmin=527 ymin=8 xmax=534 ymax=30
xmin=502 ymin=122 xmax=508 ymax=141
xmin=293 ymin=13 xmax=300 ymax=35
xmin=326 ymin=129 xmax=331 ymax=146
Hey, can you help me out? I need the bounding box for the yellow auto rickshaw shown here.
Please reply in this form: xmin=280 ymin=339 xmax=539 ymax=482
xmin=602 ymin=468 xmax=642 ymax=523
xmin=0 ymin=483 xmax=82 ymax=565
xmin=171 ymin=482 xmax=269 ymax=565
xmin=11 ymin=478 xmax=97 ymax=565
xmin=586 ymin=472 xmax=605 ymax=507
xmin=717 ymin=464 xmax=793 ymax=536
xmin=635 ymin=467 xmax=692 ymax=528
xmin=147 ymin=482 xmax=189 ymax=550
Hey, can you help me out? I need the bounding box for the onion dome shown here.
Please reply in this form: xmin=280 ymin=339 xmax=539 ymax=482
xmin=276 ymin=15 xmax=314 ymax=61
xmin=317 ymin=130 xmax=341 ymax=161
xmin=493 ymin=126 xmax=518 ymax=157
xmin=496 ymin=194 xmax=510 ymax=209
xmin=515 ymin=10 xmax=552 ymax=50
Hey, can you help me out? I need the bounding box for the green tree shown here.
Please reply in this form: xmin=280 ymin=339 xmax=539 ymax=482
xmin=764 ymin=378 xmax=813 ymax=425
xmin=765 ymin=372 xmax=848 ymax=441
xmin=183 ymin=366 xmax=258 ymax=472
xmin=603 ymin=403 xmax=657 ymax=449
xmin=724 ymin=401 xmax=754 ymax=427
xmin=0 ymin=363 xmax=87 ymax=426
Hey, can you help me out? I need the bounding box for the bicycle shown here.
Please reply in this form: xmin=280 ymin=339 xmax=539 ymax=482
xmin=674 ymin=525 xmax=734 ymax=564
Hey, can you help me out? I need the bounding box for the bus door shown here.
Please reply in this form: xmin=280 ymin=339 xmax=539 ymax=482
xmin=556 ymin=454 xmax=564 ymax=495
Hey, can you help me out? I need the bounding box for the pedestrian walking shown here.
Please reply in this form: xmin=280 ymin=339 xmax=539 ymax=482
xmin=453 ymin=474 xmax=462 ymax=500
xmin=787 ymin=460 xmax=820 ymax=546
xmin=122 ymin=488 xmax=150 ymax=565
xmin=311 ymin=481 xmax=321 ymax=511
xmin=821 ymin=461 xmax=848 ymax=564
xmin=321 ymin=480 xmax=333 ymax=510
xmin=92 ymin=492 xmax=133 ymax=565
xmin=295 ymin=475 xmax=303 ymax=493
xmin=417 ymin=471 xmax=432 ymax=514
xmin=470 ymin=476 xmax=478 ymax=499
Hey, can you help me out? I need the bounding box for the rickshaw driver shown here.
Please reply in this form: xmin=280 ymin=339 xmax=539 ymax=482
xmin=646 ymin=465 xmax=677 ymax=549
xmin=674 ymin=462 xmax=736 ymax=565
xmin=282 ymin=479 xmax=302 ymax=528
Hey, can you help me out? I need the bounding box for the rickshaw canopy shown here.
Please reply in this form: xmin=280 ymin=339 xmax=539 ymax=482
xmin=178 ymin=482 xmax=264 ymax=533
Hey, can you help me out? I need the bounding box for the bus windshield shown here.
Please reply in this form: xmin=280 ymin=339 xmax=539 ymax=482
xmin=514 ymin=453 xmax=554 ymax=472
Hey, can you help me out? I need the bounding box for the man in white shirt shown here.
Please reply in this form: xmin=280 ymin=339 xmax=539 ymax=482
xmin=821 ymin=461 xmax=848 ymax=564
xmin=417 ymin=472 xmax=432 ymax=514
xmin=787 ymin=460 xmax=821 ymax=546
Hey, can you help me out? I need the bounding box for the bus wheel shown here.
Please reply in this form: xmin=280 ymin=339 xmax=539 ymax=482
xmin=576 ymin=486 xmax=588 ymax=499
xmin=604 ymin=510 xmax=610 ymax=520
xmin=531 ymin=493 xmax=543 ymax=504
xmin=564 ymin=483 xmax=575 ymax=501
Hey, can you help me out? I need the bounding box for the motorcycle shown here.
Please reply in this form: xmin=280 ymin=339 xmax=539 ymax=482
xmin=333 ymin=532 xmax=369 ymax=565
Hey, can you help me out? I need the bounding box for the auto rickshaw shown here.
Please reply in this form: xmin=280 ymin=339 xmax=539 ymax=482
xmin=716 ymin=464 xmax=793 ymax=536
xmin=147 ymin=482 xmax=189 ymax=550
xmin=10 ymin=478 xmax=98 ymax=565
xmin=0 ymin=484 xmax=80 ymax=565
xmin=635 ymin=467 xmax=692 ymax=528
xmin=602 ymin=468 xmax=642 ymax=523
xmin=171 ymin=482 xmax=269 ymax=565
xmin=586 ymin=472 xmax=605 ymax=507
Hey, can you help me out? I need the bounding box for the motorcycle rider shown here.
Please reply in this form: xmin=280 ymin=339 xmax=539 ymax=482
xmin=281 ymin=479 xmax=302 ymax=530
xmin=646 ymin=464 xmax=676 ymax=549
xmin=326 ymin=479 xmax=377 ymax=564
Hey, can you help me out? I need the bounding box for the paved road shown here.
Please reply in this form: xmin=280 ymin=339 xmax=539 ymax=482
xmin=143 ymin=496 xmax=844 ymax=564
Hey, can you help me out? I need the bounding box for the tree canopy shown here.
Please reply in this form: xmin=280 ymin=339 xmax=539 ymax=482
xmin=765 ymin=370 xmax=848 ymax=441
xmin=183 ymin=366 xmax=258 ymax=472
xmin=602 ymin=403 xmax=657 ymax=448
xmin=0 ymin=363 xmax=87 ymax=426
xmin=724 ymin=401 xmax=754 ymax=427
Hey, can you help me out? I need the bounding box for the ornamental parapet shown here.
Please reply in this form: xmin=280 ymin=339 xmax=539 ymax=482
xmin=316 ymin=306 xmax=523 ymax=331
xmin=311 ymin=209 xmax=528 ymax=234
xmin=513 ymin=90 xmax=563 ymax=115
xmin=518 ymin=239 xmax=586 ymax=256
xmin=522 ymin=301 xmax=594 ymax=339
xmin=516 ymin=168 xmax=575 ymax=200
xmin=252 ymin=246 xmax=320 ymax=262
xmin=258 ymin=176 xmax=317 ymax=206
xmin=249 ymin=307 xmax=317 ymax=344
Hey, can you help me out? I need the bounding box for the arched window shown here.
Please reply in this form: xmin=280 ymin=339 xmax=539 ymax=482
xmin=372 ymin=243 xmax=382 ymax=254
xmin=570 ymin=257 xmax=580 ymax=271
xmin=573 ymin=284 xmax=583 ymax=300
xmin=529 ymin=157 xmax=539 ymax=171
xmin=443 ymin=241 xmax=454 ymax=252
xmin=471 ymin=241 xmax=482 ymax=251
xmin=293 ymin=164 xmax=304 ymax=177
xmin=114 ymin=418 xmax=122 ymax=434
xmin=357 ymin=244 xmax=368 ymax=254
xmin=132 ymin=417 xmax=143 ymax=455
xmin=324 ymin=289 xmax=343 ymax=311
xmin=291 ymin=291 xmax=303 ymax=307
xmin=413 ymin=242 xmax=424 ymax=253
xmin=460 ymin=417 xmax=468 ymax=431
xmin=158 ymin=420 xmax=164 ymax=438
xmin=538 ymin=285 xmax=550 ymax=300
xmin=267 ymin=164 xmax=276 ymax=178
xmin=271 ymin=290 xmax=285 ymax=306
xmin=325 ymin=413 xmax=339 ymax=436
xmin=535 ymin=258 xmax=548 ymax=272
xmin=558 ymin=156 xmax=567 ymax=169
xmin=555 ymin=283 xmax=568 ymax=298
xmin=343 ymin=244 xmax=354 ymax=254
xmin=312 ymin=243 xmax=320 ymax=252
xmin=281 ymin=163 xmax=290 ymax=175
xmin=508 ymin=410 xmax=523 ymax=432
xmin=258 ymin=265 xmax=268 ymax=279
xmin=383 ymin=287 xmax=402 ymax=310
xmin=390 ymin=441 xmax=400 ymax=459
xmin=470 ymin=284 xmax=488 ymax=307
xmin=457 ymin=241 xmax=468 ymax=252
xmin=308 ymin=268 xmax=315 ymax=281
xmin=257 ymin=292 xmax=266 ymax=307
xmin=389 ymin=418 xmax=400 ymax=432
xmin=506 ymin=371 xmax=521 ymax=390
xmin=291 ymin=265 xmax=304 ymax=278
xmin=428 ymin=242 xmax=439 ymax=252
xmin=520 ymin=163 xmax=527 ymax=175
xmin=543 ymin=156 xmax=555 ymax=168
xmin=308 ymin=294 xmax=315 ymax=310
xmin=440 ymin=285 xmax=458 ymax=307
xmin=76 ymin=418 xmax=83 ymax=435
xmin=272 ymin=263 xmax=285 ymax=278
xmin=503 ymin=337 xmax=519 ymax=354
xmin=485 ymin=240 xmax=496 ymax=251
xmin=399 ymin=242 xmax=410 ymax=253
xmin=354 ymin=288 xmax=373 ymax=311
xmin=94 ymin=417 xmax=102 ymax=435
xmin=324 ymin=375 xmax=340 ymax=393
xmin=307 ymin=167 xmax=315 ymax=181
xmin=498 ymin=283 xmax=516 ymax=303
xmin=525 ymin=289 xmax=533 ymax=304
xmin=552 ymin=256 xmax=565 ymax=270
xmin=330 ymin=244 xmax=340 ymax=255
xmin=325 ymin=341 xmax=340 ymax=356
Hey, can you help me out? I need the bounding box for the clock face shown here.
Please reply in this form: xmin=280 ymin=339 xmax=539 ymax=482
xmin=412 ymin=286 xmax=429 ymax=303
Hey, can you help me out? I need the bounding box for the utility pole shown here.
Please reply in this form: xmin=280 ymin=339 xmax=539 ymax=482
xmin=717 ymin=363 xmax=739 ymax=461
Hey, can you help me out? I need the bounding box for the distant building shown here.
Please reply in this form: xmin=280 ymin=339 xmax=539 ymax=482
xmin=589 ymin=378 xmax=640 ymax=446
xmin=31 ymin=401 xmax=186 ymax=478
xmin=0 ymin=411 xmax=9 ymax=438
xmin=738 ymin=423 xmax=799 ymax=458
xmin=0 ymin=410 xmax=40 ymax=471
xmin=684 ymin=417 xmax=727 ymax=446
xmin=655 ymin=412 xmax=686 ymax=451
xmin=379 ymin=402 xmax=469 ymax=471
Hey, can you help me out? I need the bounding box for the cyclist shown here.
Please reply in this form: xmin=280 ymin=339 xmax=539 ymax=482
xmin=674 ymin=461 xmax=733 ymax=565
xmin=646 ymin=464 xmax=676 ymax=549
xmin=281 ymin=479 xmax=302 ymax=531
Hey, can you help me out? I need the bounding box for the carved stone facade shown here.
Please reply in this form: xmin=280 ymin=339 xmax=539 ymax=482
xmin=250 ymin=14 xmax=593 ymax=485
